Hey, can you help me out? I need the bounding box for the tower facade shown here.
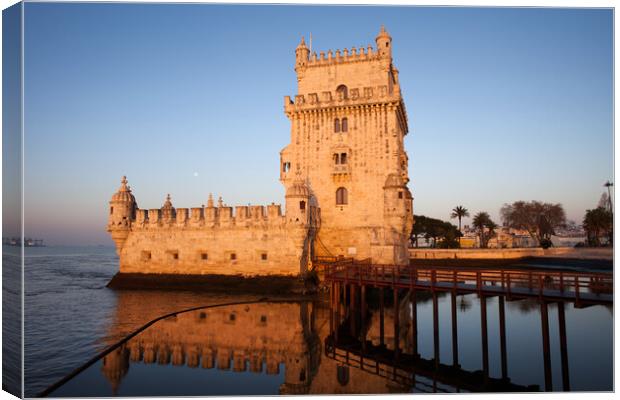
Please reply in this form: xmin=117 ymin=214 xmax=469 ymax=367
xmin=281 ymin=27 xmax=413 ymax=265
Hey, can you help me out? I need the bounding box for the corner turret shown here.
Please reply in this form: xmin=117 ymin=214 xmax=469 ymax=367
xmin=285 ymin=177 xmax=311 ymax=225
xmin=295 ymin=36 xmax=310 ymax=72
xmin=375 ymin=25 xmax=392 ymax=59
xmin=161 ymin=193 xmax=176 ymax=222
xmin=107 ymin=176 xmax=136 ymax=253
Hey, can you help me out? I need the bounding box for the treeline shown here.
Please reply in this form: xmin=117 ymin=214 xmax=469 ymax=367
xmin=411 ymin=197 xmax=613 ymax=249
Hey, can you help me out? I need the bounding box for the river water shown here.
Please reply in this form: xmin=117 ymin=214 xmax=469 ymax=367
xmin=15 ymin=246 xmax=614 ymax=396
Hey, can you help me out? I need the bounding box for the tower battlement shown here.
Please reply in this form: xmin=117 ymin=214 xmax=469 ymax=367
xmin=304 ymin=44 xmax=383 ymax=66
xmin=131 ymin=202 xmax=319 ymax=229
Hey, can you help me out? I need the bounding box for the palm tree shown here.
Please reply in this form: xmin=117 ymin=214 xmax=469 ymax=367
xmin=472 ymin=211 xmax=496 ymax=248
xmin=451 ymin=206 xmax=470 ymax=241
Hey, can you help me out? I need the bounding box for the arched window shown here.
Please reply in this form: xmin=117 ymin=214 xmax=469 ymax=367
xmin=341 ymin=118 xmax=348 ymax=132
xmin=336 ymin=84 xmax=348 ymax=99
xmin=340 ymin=153 xmax=347 ymax=164
xmin=336 ymin=187 xmax=348 ymax=205
xmin=299 ymin=200 xmax=306 ymax=212
xmin=333 ymin=153 xmax=340 ymax=165
xmin=334 ymin=118 xmax=340 ymax=133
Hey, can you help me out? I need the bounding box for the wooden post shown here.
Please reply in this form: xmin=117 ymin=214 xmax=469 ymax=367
xmin=361 ymin=285 xmax=367 ymax=351
xmin=350 ymin=284 xmax=356 ymax=337
xmin=433 ymin=291 xmax=439 ymax=369
xmin=451 ymin=291 xmax=459 ymax=367
xmin=480 ymin=295 xmax=489 ymax=379
xmin=330 ymin=281 xmax=335 ymax=336
xmin=541 ymin=301 xmax=552 ymax=391
xmin=379 ymin=287 xmax=385 ymax=347
xmin=394 ymin=289 xmax=400 ymax=360
xmin=558 ymin=302 xmax=570 ymax=391
xmin=411 ymin=289 xmax=418 ymax=357
xmin=499 ymin=296 xmax=508 ymax=380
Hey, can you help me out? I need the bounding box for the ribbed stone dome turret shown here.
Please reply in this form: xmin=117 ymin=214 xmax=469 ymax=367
xmin=111 ymin=176 xmax=136 ymax=203
xmin=286 ymin=180 xmax=310 ymax=198
xmin=376 ymin=25 xmax=391 ymax=41
xmin=162 ymin=193 xmax=173 ymax=209
xmin=296 ymin=36 xmax=308 ymax=51
xmin=383 ymin=173 xmax=404 ymax=189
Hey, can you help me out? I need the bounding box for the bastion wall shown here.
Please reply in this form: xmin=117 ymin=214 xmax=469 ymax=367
xmin=113 ymin=201 xmax=318 ymax=277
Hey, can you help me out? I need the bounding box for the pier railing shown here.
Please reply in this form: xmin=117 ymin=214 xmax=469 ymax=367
xmin=319 ymin=261 xmax=612 ymax=305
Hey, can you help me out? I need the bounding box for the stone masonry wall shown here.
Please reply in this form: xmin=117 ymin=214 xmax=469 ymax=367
xmin=116 ymin=205 xmax=316 ymax=277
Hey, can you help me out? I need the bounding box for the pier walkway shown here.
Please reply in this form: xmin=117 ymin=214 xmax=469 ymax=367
xmin=318 ymin=259 xmax=613 ymax=307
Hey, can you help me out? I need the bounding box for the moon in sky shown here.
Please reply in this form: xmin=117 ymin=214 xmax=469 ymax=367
xmin=193 ymin=172 xmax=199 ymax=177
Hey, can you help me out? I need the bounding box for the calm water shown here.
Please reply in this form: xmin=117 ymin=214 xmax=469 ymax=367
xmin=3 ymin=246 xmax=22 ymax=396
xmin=19 ymin=246 xmax=614 ymax=396
xmin=22 ymin=246 xmax=266 ymax=397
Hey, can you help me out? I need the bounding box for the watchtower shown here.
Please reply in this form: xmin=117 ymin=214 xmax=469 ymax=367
xmin=281 ymin=27 xmax=413 ymax=265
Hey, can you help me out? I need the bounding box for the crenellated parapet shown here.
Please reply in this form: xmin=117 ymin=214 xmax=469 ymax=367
xmin=132 ymin=200 xmax=289 ymax=230
xmin=305 ymin=44 xmax=383 ymax=67
xmin=295 ymin=26 xmax=393 ymax=70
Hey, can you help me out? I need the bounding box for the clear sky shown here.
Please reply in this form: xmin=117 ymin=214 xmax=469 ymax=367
xmin=20 ymin=3 xmax=613 ymax=245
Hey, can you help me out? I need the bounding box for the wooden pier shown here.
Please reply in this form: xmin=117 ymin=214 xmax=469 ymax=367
xmin=320 ymin=258 xmax=613 ymax=392
xmin=319 ymin=259 xmax=613 ymax=307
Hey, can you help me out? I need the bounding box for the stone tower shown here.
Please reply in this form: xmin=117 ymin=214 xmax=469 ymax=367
xmin=281 ymin=27 xmax=413 ymax=265
xmin=107 ymin=176 xmax=136 ymax=254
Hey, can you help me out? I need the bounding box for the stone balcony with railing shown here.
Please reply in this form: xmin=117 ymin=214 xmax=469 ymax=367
xmin=284 ymin=85 xmax=404 ymax=114
xmin=332 ymin=163 xmax=350 ymax=176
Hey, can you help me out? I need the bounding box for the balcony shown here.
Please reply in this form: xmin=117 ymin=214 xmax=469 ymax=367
xmin=332 ymin=164 xmax=350 ymax=175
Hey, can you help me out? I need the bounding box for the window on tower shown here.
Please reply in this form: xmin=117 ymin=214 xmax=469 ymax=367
xmin=334 ymin=118 xmax=340 ymax=133
xmin=341 ymin=118 xmax=348 ymax=132
xmin=336 ymin=187 xmax=348 ymax=205
xmin=336 ymin=84 xmax=348 ymax=99
xmin=333 ymin=153 xmax=348 ymax=165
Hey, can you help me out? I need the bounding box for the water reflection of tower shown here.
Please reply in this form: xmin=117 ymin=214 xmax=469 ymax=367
xmin=100 ymin=297 xmax=323 ymax=394
xmin=101 ymin=345 xmax=130 ymax=395
xmin=279 ymin=303 xmax=321 ymax=395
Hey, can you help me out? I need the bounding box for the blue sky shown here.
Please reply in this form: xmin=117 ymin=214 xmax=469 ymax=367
xmin=19 ymin=3 xmax=613 ymax=245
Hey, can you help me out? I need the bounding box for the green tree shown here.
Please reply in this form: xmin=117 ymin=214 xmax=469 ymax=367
xmin=500 ymin=201 xmax=566 ymax=247
xmin=472 ymin=211 xmax=496 ymax=248
xmin=583 ymin=207 xmax=612 ymax=247
xmin=410 ymin=215 xmax=461 ymax=248
xmin=410 ymin=215 xmax=429 ymax=248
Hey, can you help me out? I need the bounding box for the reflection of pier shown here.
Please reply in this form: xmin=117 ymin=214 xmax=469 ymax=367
xmin=323 ymin=261 xmax=613 ymax=392
xmin=324 ymin=335 xmax=537 ymax=392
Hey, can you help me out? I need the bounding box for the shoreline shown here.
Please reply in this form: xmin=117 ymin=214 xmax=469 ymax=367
xmin=408 ymin=247 xmax=613 ymax=271
xmin=107 ymin=272 xmax=317 ymax=295
xmin=409 ymin=256 xmax=612 ymax=271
